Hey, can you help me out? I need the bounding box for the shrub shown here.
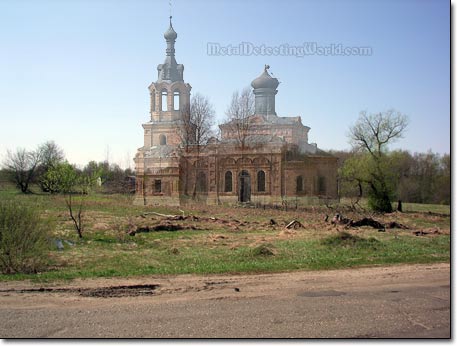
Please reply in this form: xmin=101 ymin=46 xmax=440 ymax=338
xmin=0 ymin=201 xmax=51 ymax=274
xmin=321 ymin=232 xmax=382 ymax=249
xmin=251 ymin=243 xmax=276 ymax=257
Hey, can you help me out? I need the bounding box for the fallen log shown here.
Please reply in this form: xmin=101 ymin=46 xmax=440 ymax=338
xmin=285 ymin=220 xmax=305 ymax=229
xmin=331 ymin=213 xmax=409 ymax=230
xmin=413 ymin=229 xmax=441 ymax=236
xmin=331 ymin=213 xmax=352 ymax=226
xmin=129 ymin=223 xmax=199 ymax=235
xmin=349 ymin=217 xmax=384 ymax=229
xmin=141 ymin=212 xmax=188 ymax=221
xmin=386 ymin=221 xmax=409 ymax=229
xmin=141 ymin=211 xmax=177 ymax=218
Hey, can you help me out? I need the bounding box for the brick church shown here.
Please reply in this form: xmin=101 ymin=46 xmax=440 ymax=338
xmin=134 ymin=18 xmax=338 ymax=206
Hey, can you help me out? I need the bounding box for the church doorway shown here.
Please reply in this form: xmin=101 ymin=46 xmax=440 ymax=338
xmin=239 ymin=170 xmax=251 ymax=203
xmin=195 ymin=171 xmax=208 ymax=202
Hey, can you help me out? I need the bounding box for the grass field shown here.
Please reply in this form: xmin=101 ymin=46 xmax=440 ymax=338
xmin=0 ymin=186 xmax=451 ymax=282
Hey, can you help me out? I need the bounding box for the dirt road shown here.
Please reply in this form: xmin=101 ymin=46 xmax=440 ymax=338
xmin=0 ymin=263 xmax=450 ymax=338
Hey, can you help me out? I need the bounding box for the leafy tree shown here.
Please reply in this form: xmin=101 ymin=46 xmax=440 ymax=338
xmin=402 ymin=151 xmax=450 ymax=205
xmin=348 ymin=110 xmax=408 ymax=212
xmin=0 ymin=200 xmax=51 ymax=274
xmin=339 ymin=151 xmax=371 ymax=208
xmin=43 ymin=162 xmax=95 ymax=238
xmin=339 ymin=149 xmax=450 ymax=206
xmin=436 ymin=153 xmax=451 ymax=204
xmin=37 ymin=141 xmax=65 ymax=193
xmin=388 ymin=150 xmax=416 ymax=203
xmin=82 ymin=161 xmax=133 ymax=194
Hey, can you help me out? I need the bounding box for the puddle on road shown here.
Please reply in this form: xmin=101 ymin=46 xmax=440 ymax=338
xmin=0 ymin=284 xmax=160 ymax=298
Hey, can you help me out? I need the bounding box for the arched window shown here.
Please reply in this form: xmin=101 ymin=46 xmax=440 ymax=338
xmin=318 ymin=176 xmax=326 ymax=194
xmin=161 ymin=90 xmax=168 ymax=111
xmin=257 ymin=170 xmax=265 ymax=192
xmin=159 ymin=134 xmax=167 ymax=146
xmin=173 ymin=90 xmax=180 ymax=111
xmin=296 ymin=176 xmax=303 ymax=192
xmin=224 ymin=171 xmax=232 ymax=192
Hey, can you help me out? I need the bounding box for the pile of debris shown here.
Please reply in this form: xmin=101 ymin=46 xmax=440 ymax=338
xmin=329 ymin=213 xmax=409 ymax=231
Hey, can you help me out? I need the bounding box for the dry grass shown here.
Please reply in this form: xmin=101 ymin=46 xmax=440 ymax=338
xmin=0 ymin=187 xmax=450 ymax=281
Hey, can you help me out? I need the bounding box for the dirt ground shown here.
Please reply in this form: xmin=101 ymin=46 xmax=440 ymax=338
xmin=0 ymin=262 xmax=450 ymax=338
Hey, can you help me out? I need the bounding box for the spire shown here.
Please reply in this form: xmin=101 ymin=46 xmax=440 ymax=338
xmin=157 ymin=16 xmax=184 ymax=83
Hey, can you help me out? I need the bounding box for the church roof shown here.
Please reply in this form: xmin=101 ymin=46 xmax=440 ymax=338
xmin=220 ymin=134 xmax=285 ymax=145
xmin=269 ymin=115 xmax=302 ymax=125
xmin=251 ymin=66 xmax=279 ymax=89
xmin=164 ymin=17 xmax=177 ymax=41
xmin=221 ymin=114 xmax=305 ymax=128
xmin=144 ymin=145 xmax=178 ymax=158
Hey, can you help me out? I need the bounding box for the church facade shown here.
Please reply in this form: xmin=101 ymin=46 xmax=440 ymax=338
xmin=134 ymin=19 xmax=338 ymax=207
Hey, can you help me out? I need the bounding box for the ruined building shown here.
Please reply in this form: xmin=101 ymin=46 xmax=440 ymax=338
xmin=134 ymin=18 xmax=338 ymax=206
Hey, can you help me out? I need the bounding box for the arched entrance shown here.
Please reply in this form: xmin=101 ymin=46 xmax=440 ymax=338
xmin=194 ymin=171 xmax=208 ymax=202
xmin=239 ymin=170 xmax=251 ymax=203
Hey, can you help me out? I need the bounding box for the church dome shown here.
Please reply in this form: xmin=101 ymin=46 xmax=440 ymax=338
xmin=164 ymin=17 xmax=177 ymax=41
xmin=251 ymin=66 xmax=279 ymax=89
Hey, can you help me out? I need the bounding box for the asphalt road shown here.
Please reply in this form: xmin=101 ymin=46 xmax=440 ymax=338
xmin=0 ymin=263 xmax=450 ymax=338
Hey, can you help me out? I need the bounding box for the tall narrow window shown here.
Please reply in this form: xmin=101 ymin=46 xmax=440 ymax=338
xmin=224 ymin=171 xmax=232 ymax=192
xmin=151 ymin=91 xmax=156 ymax=112
xmin=296 ymin=176 xmax=303 ymax=192
xmin=173 ymin=90 xmax=180 ymax=111
xmin=161 ymin=90 xmax=168 ymax=111
xmin=257 ymin=170 xmax=265 ymax=192
xmin=154 ymin=180 xmax=162 ymax=193
xmin=318 ymin=176 xmax=326 ymax=194
xmin=159 ymin=134 xmax=167 ymax=146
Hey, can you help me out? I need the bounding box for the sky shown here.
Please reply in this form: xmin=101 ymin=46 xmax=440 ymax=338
xmin=0 ymin=0 xmax=451 ymax=169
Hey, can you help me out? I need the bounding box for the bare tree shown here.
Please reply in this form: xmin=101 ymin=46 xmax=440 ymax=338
xmin=39 ymin=141 xmax=65 ymax=169
xmin=191 ymin=93 xmax=216 ymax=147
xmin=191 ymin=94 xmax=215 ymax=199
xmin=225 ymin=87 xmax=255 ymax=149
xmin=3 ymin=148 xmax=42 ymax=193
xmin=179 ymin=93 xmax=216 ymax=199
xmin=348 ymin=109 xmax=408 ymax=212
xmin=350 ymin=110 xmax=408 ymax=157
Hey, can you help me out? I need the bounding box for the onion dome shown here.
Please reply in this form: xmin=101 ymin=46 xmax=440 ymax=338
xmin=164 ymin=16 xmax=177 ymax=41
xmin=251 ymin=65 xmax=279 ymax=89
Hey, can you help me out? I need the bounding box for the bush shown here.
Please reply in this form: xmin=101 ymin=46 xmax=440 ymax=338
xmin=321 ymin=232 xmax=382 ymax=249
xmin=251 ymin=243 xmax=276 ymax=257
xmin=0 ymin=201 xmax=51 ymax=274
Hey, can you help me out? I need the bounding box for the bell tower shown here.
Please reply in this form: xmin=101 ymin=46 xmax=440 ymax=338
xmin=134 ymin=17 xmax=191 ymax=206
xmin=143 ymin=16 xmax=192 ymax=147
